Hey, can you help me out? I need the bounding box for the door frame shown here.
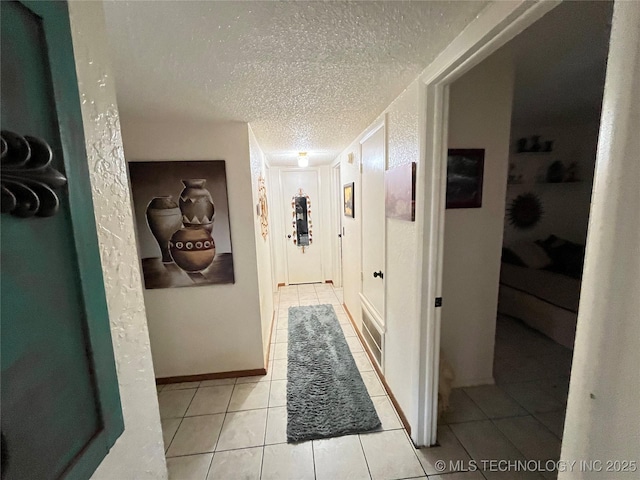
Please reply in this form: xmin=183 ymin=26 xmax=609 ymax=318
xmin=414 ymin=0 xmax=561 ymax=446
xmin=278 ymin=167 xmax=324 ymax=285
xmin=330 ymin=159 xmax=343 ymax=287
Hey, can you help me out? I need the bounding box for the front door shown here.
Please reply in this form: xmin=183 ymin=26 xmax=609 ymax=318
xmin=1 ymin=2 xmax=123 ymax=479
xmin=281 ymin=169 xmax=323 ymax=284
xmin=361 ymin=124 xmax=386 ymax=320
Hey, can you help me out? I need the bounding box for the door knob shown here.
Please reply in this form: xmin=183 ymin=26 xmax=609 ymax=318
xmin=338 ymin=234 xmax=342 ymax=238
xmin=373 ymin=271 xmax=383 ymax=279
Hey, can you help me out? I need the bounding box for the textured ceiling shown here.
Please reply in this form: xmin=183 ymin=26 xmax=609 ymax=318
xmin=103 ymin=1 xmax=487 ymax=165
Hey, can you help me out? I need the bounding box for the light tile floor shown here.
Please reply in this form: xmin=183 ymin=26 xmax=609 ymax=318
xmin=157 ymin=286 xmax=571 ymax=480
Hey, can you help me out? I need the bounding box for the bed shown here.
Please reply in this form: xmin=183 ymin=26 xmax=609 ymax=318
xmin=497 ymin=236 xmax=585 ymax=349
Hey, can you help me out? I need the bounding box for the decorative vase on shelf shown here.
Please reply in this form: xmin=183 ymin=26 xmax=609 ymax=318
xmin=146 ymin=196 xmax=183 ymax=263
xmin=169 ymin=227 xmax=216 ymax=272
xmin=516 ymin=138 xmax=528 ymax=153
xmin=530 ymin=135 xmax=542 ymax=152
xmin=179 ymin=179 xmax=215 ymax=232
xmin=547 ymin=160 xmax=565 ymax=183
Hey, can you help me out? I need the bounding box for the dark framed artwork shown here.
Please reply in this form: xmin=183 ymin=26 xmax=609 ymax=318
xmin=343 ymin=182 xmax=355 ymax=218
xmin=385 ymin=162 xmax=416 ymax=221
xmin=446 ymin=149 xmax=485 ymax=209
xmin=128 ymin=160 xmax=235 ymax=289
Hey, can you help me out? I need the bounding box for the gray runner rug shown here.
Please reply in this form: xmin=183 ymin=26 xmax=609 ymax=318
xmin=287 ymin=304 xmax=381 ymax=442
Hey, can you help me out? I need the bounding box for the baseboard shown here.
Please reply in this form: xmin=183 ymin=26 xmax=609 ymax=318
xmin=157 ymin=368 xmax=267 ymax=385
xmin=325 ymin=280 xmax=333 ymax=284
xmin=277 ymin=282 xmax=285 ymax=287
xmin=265 ymin=310 xmax=276 ymax=368
xmin=453 ymin=376 xmax=495 ymax=388
xmin=343 ymin=303 xmax=412 ymax=436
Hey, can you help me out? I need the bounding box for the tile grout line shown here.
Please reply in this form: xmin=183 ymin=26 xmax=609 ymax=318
xmin=444 ymin=422 xmax=489 ymax=479
xmin=400 ymin=428 xmax=428 ymax=479
xmin=357 ymin=434 xmax=374 ymax=480
xmin=311 ymin=439 xmax=317 ymax=480
xmin=160 ymin=382 xmax=199 ymax=455
xmin=163 ymin=416 xmax=185 ymax=456
xmin=213 ymin=376 xmax=238 ymax=455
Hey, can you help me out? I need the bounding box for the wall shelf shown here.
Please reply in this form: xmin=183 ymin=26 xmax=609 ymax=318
xmin=507 ymin=180 xmax=583 ymax=186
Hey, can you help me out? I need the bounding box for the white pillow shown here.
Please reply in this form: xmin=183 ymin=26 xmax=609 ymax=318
xmin=509 ymin=241 xmax=552 ymax=269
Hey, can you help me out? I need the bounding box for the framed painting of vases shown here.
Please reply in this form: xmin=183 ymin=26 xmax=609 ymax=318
xmin=128 ymin=160 xmax=235 ymax=289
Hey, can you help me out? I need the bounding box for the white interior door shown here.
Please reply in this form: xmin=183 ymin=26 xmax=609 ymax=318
xmin=361 ymin=124 xmax=386 ymax=320
xmin=281 ymin=170 xmax=323 ymax=284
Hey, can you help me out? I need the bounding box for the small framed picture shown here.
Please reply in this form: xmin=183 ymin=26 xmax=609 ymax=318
xmin=343 ymin=182 xmax=355 ymax=218
xmin=446 ymin=149 xmax=485 ymax=209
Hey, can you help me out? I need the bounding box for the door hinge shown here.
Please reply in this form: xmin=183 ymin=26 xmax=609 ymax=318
xmin=435 ymin=297 xmax=443 ymax=307
xmin=361 ymin=272 xmax=364 ymax=281
xmin=360 ymin=162 xmax=363 ymax=174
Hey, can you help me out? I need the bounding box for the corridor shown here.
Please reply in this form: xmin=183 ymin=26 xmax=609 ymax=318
xmin=157 ymin=284 xmax=427 ymax=480
xmin=157 ymin=285 xmax=571 ymax=480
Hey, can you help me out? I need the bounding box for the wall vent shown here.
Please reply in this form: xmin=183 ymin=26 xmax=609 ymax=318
xmin=361 ymin=306 xmax=384 ymax=369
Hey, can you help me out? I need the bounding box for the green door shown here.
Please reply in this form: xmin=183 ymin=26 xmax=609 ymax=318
xmin=1 ymin=2 xmax=123 ymax=479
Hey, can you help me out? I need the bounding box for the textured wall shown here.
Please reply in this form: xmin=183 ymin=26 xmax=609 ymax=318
xmin=338 ymin=80 xmax=422 ymax=431
xmin=120 ymin=120 xmax=265 ymax=377
xmin=560 ymin=0 xmax=640 ymax=474
xmin=67 ymin=2 xmax=167 ymax=479
xmin=248 ymin=126 xmax=276 ymax=359
xmin=443 ymin=50 xmax=514 ymax=387
xmin=383 ymin=81 xmax=421 ymax=429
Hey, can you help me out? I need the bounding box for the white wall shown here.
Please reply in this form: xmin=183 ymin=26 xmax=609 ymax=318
xmin=121 ymin=120 xmax=265 ymax=377
xmin=338 ymin=79 xmax=423 ymax=429
xmin=68 ymin=2 xmax=167 ymax=478
xmin=248 ymin=126 xmax=276 ymax=360
xmin=441 ymin=50 xmax=515 ymax=387
xmin=560 ymin=0 xmax=640 ymax=475
xmin=339 ymin=146 xmax=363 ymax=329
xmin=269 ymin=166 xmax=334 ymax=285
xmin=504 ymin=121 xmax=599 ymax=246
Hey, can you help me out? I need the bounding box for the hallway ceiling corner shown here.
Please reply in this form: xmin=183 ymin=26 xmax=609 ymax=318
xmin=103 ymin=1 xmax=488 ymax=166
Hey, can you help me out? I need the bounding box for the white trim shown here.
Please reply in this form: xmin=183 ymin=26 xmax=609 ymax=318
xmin=359 ymin=292 xmax=386 ymax=371
xmin=359 ymin=117 xmax=386 ymax=146
xmin=331 ymin=162 xmax=343 ymax=287
xmin=414 ymin=0 xmax=561 ymax=447
xmin=359 ymin=292 xmax=386 ymax=334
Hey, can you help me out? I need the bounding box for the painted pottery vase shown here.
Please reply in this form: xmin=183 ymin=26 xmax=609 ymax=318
xmin=179 ymin=179 xmax=215 ymax=232
xmin=146 ymin=196 xmax=183 ymax=263
xmin=169 ymin=227 xmax=216 ymax=272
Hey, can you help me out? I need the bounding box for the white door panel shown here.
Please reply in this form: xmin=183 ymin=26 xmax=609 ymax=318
xmin=281 ymin=170 xmax=323 ymax=284
xmin=361 ymin=125 xmax=386 ymax=320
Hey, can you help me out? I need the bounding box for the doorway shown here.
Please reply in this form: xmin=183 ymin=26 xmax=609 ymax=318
xmin=415 ymin=0 xmax=619 ymax=449
xmin=280 ymin=169 xmax=323 ymax=284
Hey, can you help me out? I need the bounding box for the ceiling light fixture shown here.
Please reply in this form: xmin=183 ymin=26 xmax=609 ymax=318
xmin=297 ymin=152 xmax=309 ymax=168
